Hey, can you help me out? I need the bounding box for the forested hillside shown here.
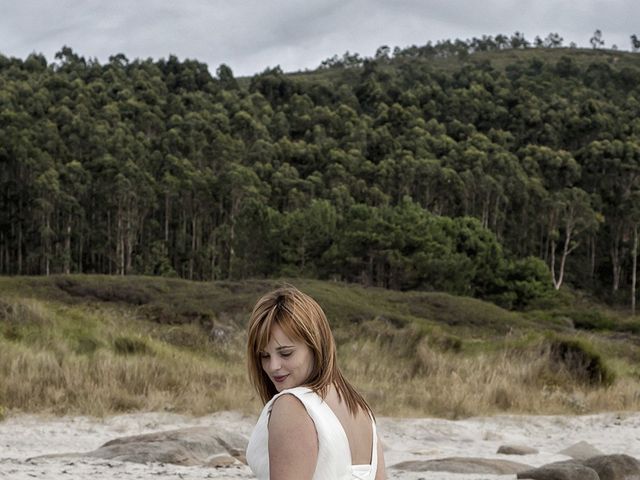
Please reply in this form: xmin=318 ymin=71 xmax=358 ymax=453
xmin=2 ymin=36 xmax=640 ymax=308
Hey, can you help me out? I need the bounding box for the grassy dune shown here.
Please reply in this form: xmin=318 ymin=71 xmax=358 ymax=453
xmin=1 ymin=275 xmax=639 ymax=418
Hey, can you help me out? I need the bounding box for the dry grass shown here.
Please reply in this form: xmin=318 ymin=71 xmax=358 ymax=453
xmin=0 ymin=297 xmax=257 ymax=416
xmin=337 ymin=318 xmax=640 ymax=418
xmin=1 ymin=277 xmax=640 ymax=419
xmin=342 ymin=333 xmax=640 ymax=418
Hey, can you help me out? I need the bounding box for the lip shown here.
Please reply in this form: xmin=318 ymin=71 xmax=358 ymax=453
xmin=272 ymin=374 xmax=289 ymax=383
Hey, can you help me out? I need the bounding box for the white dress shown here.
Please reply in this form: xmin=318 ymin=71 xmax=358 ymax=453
xmin=246 ymin=386 xmax=378 ymax=480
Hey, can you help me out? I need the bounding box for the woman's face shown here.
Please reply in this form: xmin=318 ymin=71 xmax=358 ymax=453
xmin=260 ymin=323 xmax=314 ymax=392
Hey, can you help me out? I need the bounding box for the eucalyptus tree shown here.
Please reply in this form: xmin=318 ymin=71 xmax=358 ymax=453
xmin=222 ymin=163 xmax=269 ymax=278
xmin=58 ymin=160 xmax=90 ymax=273
xmin=281 ymin=200 xmax=337 ymax=275
xmin=546 ymin=188 xmax=601 ymax=290
xmin=581 ymin=139 xmax=640 ymax=292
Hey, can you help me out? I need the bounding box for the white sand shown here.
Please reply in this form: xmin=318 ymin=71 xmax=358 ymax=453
xmin=1 ymin=410 xmax=639 ymax=479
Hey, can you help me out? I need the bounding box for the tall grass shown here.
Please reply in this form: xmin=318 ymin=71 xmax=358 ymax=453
xmin=341 ymin=331 xmax=640 ymax=418
xmin=1 ymin=276 xmax=639 ymax=418
xmin=0 ymin=297 xmax=255 ymax=416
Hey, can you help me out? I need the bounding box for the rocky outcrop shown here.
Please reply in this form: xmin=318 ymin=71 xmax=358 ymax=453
xmin=559 ymin=441 xmax=605 ymax=460
xmin=518 ymin=460 xmax=600 ymax=480
xmin=85 ymin=426 xmax=248 ymax=466
xmin=498 ymin=444 xmax=540 ymax=455
xmin=391 ymin=438 xmax=640 ymax=480
xmin=583 ymin=454 xmax=640 ymax=480
xmin=518 ymin=454 xmax=640 ymax=480
xmin=391 ymin=456 xmax=532 ymax=474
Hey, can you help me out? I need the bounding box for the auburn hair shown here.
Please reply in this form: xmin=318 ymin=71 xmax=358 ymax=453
xmin=247 ymin=285 xmax=372 ymax=416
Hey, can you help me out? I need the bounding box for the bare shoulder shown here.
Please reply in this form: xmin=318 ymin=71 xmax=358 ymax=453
xmin=269 ymin=393 xmax=317 ymax=442
xmin=269 ymin=393 xmax=313 ymax=426
xmin=268 ymin=394 xmax=318 ymax=479
xmin=271 ymin=391 xmax=305 ymax=411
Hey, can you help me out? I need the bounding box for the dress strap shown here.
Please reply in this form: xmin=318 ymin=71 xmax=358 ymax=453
xmin=369 ymin=417 xmax=378 ymax=477
xmin=266 ymin=386 xmax=313 ymax=413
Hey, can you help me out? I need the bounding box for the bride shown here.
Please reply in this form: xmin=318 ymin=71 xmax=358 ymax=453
xmin=245 ymin=285 xmax=386 ymax=480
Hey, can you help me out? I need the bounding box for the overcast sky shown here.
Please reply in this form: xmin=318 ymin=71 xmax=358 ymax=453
xmin=0 ymin=0 xmax=636 ymax=77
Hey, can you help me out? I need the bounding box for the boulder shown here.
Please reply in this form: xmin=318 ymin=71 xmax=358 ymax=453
xmin=583 ymin=454 xmax=640 ymax=480
xmin=518 ymin=460 xmax=600 ymax=480
xmin=498 ymin=444 xmax=540 ymax=455
xmin=559 ymin=441 xmax=605 ymax=460
xmin=85 ymin=426 xmax=248 ymax=466
xmin=391 ymin=456 xmax=532 ymax=474
xmin=204 ymin=454 xmax=241 ymax=467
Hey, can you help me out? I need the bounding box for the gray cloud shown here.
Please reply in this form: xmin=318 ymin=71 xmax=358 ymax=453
xmin=0 ymin=0 xmax=636 ymax=76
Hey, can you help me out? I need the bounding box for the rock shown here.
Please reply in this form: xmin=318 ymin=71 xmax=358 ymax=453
xmin=204 ymin=454 xmax=240 ymax=467
xmin=498 ymin=444 xmax=539 ymax=455
xmin=391 ymin=456 xmax=532 ymax=474
xmin=583 ymin=454 xmax=640 ymax=480
xmin=233 ymin=453 xmax=248 ymax=465
xmin=87 ymin=441 xmax=198 ymax=465
xmin=559 ymin=441 xmax=605 ymax=460
xmin=517 ymin=453 xmax=640 ymax=480
xmin=483 ymin=431 xmax=504 ymax=441
xmin=517 ymin=460 xmax=600 ymax=480
xmin=85 ymin=426 xmax=248 ymax=466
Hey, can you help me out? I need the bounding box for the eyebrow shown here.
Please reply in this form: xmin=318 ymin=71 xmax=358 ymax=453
xmin=260 ymin=345 xmax=294 ymax=353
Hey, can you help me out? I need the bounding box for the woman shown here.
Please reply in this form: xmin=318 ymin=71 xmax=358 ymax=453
xmin=246 ymin=286 xmax=386 ymax=480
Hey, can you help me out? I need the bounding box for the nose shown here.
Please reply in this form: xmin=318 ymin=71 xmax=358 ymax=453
xmin=266 ymin=356 xmax=281 ymax=373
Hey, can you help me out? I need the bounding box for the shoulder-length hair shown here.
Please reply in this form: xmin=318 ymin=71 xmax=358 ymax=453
xmin=247 ymin=285 xmax=372 ymax=416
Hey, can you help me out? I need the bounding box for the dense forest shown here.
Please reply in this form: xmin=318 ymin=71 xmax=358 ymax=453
xmin=2 ymin=33 xmax=640 ymax=309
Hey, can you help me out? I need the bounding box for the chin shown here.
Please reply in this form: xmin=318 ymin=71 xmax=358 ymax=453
xmin=272 ymin=380 xmax=288 ymax=392
xmin=273 ymin=378 xmax=298 ymax=391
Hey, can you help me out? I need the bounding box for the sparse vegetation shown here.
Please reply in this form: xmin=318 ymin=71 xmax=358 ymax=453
xmin=1 ymin=275 xmax=639 ymax=419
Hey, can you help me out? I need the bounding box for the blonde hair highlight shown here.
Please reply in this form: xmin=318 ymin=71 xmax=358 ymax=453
xmin=247 ymin=285 xmax=371 ymax=416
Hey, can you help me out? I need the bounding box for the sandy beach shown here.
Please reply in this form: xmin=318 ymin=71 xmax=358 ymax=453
xmin=1 ymin=410 xmax=639 ymax=479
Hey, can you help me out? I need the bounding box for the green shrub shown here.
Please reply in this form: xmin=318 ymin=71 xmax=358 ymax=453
xmin=491 ymin=257 xmax=554 ymax=309
xmin=548 ymin=337 xmax=615 ymax=386
xmin=563 ymin=309 xmax=616 ymax=331
xmin=620 ymin=321 xmax=640 ymax=335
